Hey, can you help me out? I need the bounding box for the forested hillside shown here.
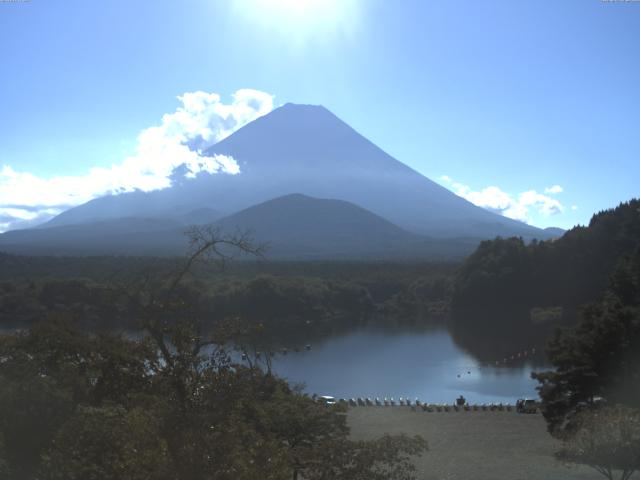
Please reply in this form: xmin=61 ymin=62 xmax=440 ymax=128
xmin=446 ymin=199 xmax=640 ymax=360
xmin=452 ymin=199 xmax=640 ymax=314
xmin=532 ymin=251 xmax=640 ymax=437
xmin=0 ymin=257 xmax=454 ymax=339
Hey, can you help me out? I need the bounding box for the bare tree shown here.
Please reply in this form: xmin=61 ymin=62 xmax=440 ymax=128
xmin=170 ymin=225 xmax=265 ymax=296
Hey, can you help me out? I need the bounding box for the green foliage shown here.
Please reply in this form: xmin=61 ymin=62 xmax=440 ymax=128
xmin=452 ymin=236 xmax=530 ymax=311
xmin=380 ymin=275 xmax=451 ymax=320
xmin=0 ymin=262 xmax=455 ymax=338
xmin=0 ymin=321 xmax=87 ymax=477
xmin=0 ymin=318 xmax=156 ymax=479
xmin=610 ymin=247 xmax=640 ymax=306
xmin=204 ymin=274 xmax=374 ymax=329
xmin=533 ymin=241 xmax=640 ymax=438
xmin=0 ymin=433 xmax=10 ymax=480
xmin=453 ymin=199 xmax=640 ymax=310
xmin=0 ymin=227 xmax=433 ymax=479
xmin=451 ymin=199 xmax=640 ymax=335
xmin=0 ymin=252 xmax=456 ymax=288
xmin=41 ymin=405 xmax=170 ymax=480
xmin=0 ymin=319 xmax=427 ymax=480
xmin=558 ymin=406 xmax=640 ymax=480
xmin=533 ymin=297 xmax=640 ymax=436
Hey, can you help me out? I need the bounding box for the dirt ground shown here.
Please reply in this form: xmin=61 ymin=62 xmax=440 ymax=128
xmin=347 ymin=407 xmax=603 ymax=480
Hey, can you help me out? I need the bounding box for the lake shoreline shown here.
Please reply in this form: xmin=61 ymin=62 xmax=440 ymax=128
xmin=271 ymin=326 xmax=546 ymax=405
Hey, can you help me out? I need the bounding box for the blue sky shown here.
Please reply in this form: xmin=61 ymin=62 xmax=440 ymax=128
xmin=0 ymin=0 xmax=639 ymax=230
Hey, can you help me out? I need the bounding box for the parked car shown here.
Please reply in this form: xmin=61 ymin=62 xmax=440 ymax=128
xmin=319 ymin=395 xmax=336 ymax=406
xmin=516 ymin=398 xmax=537 ymax=413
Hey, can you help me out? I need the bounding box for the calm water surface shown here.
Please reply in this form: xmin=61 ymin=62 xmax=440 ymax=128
xmin=269 ymin=326 xmax=545 ymax=404
xmin=0 ymin=325 xmax=544 ymax=404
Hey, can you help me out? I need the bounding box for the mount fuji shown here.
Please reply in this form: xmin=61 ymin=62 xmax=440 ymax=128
xmin=0 ymin=103 xmax=556 ymax=258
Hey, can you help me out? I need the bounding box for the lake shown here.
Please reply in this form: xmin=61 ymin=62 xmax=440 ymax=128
xmin=1 ymin=323 xmax=546 ymax=404
xmin=267 ymin=326 xmax=546 ymax=404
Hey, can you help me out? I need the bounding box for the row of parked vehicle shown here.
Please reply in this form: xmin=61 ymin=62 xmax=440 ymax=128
xmin=316 ymin=395 xmax=540 ymax=413
xmin=318 ymin=396 xmax=422 ymax=407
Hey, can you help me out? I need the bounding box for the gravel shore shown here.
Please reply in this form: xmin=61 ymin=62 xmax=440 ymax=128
xmin=348 ymin=407 xmax=602 ymax=480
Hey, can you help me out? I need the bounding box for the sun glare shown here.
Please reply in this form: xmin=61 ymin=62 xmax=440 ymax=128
xmin=234 ymin=0 xmax=358 ymax=40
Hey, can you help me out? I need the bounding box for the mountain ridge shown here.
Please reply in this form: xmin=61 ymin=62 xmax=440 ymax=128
xmin=5 ymin=103 xmax=558 ymax=258
xmin=0 ymin=193 xmax=479 ymax=259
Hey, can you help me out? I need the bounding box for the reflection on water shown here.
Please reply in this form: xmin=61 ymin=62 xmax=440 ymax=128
xmin=449 ymin=309 xmax=554 ymax=364
xmin=2 ymin=320 xmax=550 ymax=404
xmin=270 ymin=326 xmax=547 ymax=404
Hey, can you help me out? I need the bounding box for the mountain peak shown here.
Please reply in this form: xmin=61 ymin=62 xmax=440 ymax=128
xmin=33 ymin=98 xmax=554 ymax=245
xmin=206 ymin=100 xmax=395 ymax=174
xmin=239 ymin=101 xmax=342 ymax=131
xmin=279 ymin=102 xmax=327 ymax=111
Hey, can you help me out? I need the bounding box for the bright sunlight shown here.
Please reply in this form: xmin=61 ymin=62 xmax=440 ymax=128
xmin=232 ymin=0 xmax=359 ymax=40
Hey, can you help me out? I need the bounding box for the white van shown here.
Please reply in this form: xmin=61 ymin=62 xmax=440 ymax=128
xmin=319 ymin=395 xmax=336 ymax=405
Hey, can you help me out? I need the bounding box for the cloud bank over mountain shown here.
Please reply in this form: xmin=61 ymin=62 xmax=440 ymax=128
xmin=439 ymin=175 xmax=566 ymax=223
xmin=0 ymin=89 xmax=274 ymax=232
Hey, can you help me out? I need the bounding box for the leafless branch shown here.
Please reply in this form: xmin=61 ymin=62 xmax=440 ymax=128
xmin=166 ymin=225 xmax=266 ymax=298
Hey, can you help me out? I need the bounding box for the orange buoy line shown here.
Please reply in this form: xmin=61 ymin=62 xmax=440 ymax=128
xmin=493 ymin=347 xmax=538 ymax=366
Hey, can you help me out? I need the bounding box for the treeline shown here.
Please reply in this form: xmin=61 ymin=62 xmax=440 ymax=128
xmin=452 ymin=199 xmax=640 ymax=316
xmin=445 ymin=199 xmax=640 ymax=360
xmin=0 ymin=268 xmax=454 ymax=338
xmin=532 ymin=228 xmax=640 ymax=436
xmin=0 ymin=276 xmax=372 ymax=333
xmin=0 ymin=253 xmax=456 ymax=285
xmin=0 ymin=243 xmax=459 ymax=335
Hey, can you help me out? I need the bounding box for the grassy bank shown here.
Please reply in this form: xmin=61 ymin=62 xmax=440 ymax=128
xmin=348 ymin=407 xmax=601 ymax=480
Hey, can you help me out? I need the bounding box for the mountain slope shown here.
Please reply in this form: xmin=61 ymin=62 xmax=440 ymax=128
xmin=217 ymin=193 xmax=414 ymax=242
xmin=0 ymin=218 xmax=187 ymax=256
xmin=215 ymin=193 xmax=477 ymax=259
xmin=42 ymin=103 xmax=551 ymax=242
xmin=0 ymin=194 xmax=479 ymax=259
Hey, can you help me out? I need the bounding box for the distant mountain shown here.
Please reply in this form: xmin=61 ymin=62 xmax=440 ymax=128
xmin=218 ymin=193 xmax=413 ymax=242
xmin=543 ymin=227 xmax=566 ymax=238
xmin=177 ymin=207 xmax=222 ymax=226
xmin=0 ymin=194 xmax=479 ymax=259
xmin=215 ymin=194 xmax=478 ymax=259
xmin=0 ymin=217 xmax=186 ymax=256
xmin=40 ymin=103 xmax=554 ymax=245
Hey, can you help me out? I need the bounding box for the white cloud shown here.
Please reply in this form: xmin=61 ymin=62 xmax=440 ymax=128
xmin=443 ymin=176 xmax=565 ymax=223
xmin=0 ymin=89 xmax=274 ymax=233
xmin=0 ymin=206 xmax=61 ymax=232
xmin=571 ymin=205 xmax=578 ymax=211
xmin=544 ymin=185 xmax=563 ymax=194
xmin=518 ymin=190 xmax=564 ymax=217
xmin=455 ymin=185 xmax=513 ymax=212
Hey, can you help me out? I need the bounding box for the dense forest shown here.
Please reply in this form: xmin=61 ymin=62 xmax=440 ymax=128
xmin=0 ymin=253 xmax=454 ymax=345
xmin=533 ymin=269 xmax=640 ymax=435
xmin=0 ymin=228 xmax=430 ymax=480
xmin=451 ymin=199 xmax=640 ymax=323
xmin=521 ymin=230 xmax=640 ymax=480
